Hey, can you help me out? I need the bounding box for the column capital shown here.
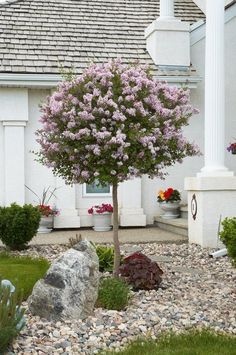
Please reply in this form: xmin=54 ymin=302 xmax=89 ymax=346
xmin=2 ymin=120 xmax=27 ymax=127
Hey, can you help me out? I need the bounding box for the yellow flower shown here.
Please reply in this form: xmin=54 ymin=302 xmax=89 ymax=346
xmin=158 ymin=190 xmax=165 ymax=201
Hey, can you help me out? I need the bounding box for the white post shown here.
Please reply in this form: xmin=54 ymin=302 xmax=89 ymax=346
xmin=3 ymin=121 xmax=26 ymax=205
xmin=199 ymin=0 xmax=232 ymax=177
xmin=160 ymin=0 xmax=175 ymax=19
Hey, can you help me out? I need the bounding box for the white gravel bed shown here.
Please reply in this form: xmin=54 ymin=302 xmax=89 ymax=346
xmin=3 ymin=243 xmax=236 ymax=355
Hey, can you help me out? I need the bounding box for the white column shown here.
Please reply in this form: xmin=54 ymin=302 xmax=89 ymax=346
xmin=119 ymin=178 xmax=146 ymax=227
xmin=185 ymin=0 xmax=236 ymax=248
xmin=160 ymin=0 xmax=175 ymax=20
xmin=3 ymin=121 xmax=26 ymax=205
xmin=199 ymin=0 xmax=233 ymax=177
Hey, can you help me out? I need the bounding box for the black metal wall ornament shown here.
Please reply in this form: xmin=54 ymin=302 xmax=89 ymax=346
xmin=191 ymin=194 xmax=197 ymax=220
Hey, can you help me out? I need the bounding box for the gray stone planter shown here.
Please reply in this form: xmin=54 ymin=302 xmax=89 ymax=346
xmin=93 ymin=213 xmax=112 ymax=232
xmin=159 ymin=201 xmax=180 ymax=219
xmin=38 ymin=216 xmax=53 ymax=233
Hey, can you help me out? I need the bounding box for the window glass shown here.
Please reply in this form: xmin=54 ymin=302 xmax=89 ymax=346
xmin=86 ymin=182 xmax=110 ymax=194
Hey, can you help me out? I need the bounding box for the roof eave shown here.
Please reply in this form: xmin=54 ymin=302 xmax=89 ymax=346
xmin=0 ymin=73 xmax=62 ymax=88
xmin=0 ymin=73 xmax=202 ymax=89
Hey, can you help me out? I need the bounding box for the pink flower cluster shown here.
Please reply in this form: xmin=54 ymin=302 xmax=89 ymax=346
xmin=36 ymin=59 xmax=200 ymax=185
xmin=88 ymin=203 xmax=113 ymax=214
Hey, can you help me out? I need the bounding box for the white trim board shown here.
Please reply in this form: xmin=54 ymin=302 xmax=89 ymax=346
xmin=0 ymin=73 xmax=201 ymax=89
xmin=0 ymin=73 xmax=62 ymax=88
xmin=191 ymin=2 xmax=236 ymax=46
xmin=192 ymin=0 xmax=234 ymax=14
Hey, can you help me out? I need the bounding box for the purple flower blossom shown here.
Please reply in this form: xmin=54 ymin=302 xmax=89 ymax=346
xmin=36 ymin=59 xmax=200 ymax=186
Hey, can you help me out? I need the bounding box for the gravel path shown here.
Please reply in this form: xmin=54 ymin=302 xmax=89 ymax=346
xmin=5 ymin=243 xmax=236 ymax=355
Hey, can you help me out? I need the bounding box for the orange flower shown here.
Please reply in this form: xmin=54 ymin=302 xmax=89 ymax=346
xmin=158 ymin=190 xmax=165 ymax=201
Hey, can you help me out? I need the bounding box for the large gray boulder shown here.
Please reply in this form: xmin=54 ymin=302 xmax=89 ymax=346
xmin=28 ymin=240 xmax=99 ymax=321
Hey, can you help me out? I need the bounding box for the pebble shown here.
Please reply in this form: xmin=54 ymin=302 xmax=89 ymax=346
xmin=4 ymin=243 xmax=236 ymax=354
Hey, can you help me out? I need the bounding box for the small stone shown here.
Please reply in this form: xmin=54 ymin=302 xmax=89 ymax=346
xmin=53 ymin=330 xmax=61 ymax=338
xmin=118 ymin=324 xmax=127 ymax=331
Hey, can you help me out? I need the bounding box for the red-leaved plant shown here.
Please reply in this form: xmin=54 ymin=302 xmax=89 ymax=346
xmin=119 ymin=252 xmax=163 ymax=290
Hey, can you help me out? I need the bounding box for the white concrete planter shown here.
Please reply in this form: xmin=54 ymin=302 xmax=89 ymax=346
xmin=92 ymin=213 xmax=112 ymax=232
xmin=38 ymin=216 xmax=53 ymax=234
xmin=159 ymin=201 xmax=180 ymax=219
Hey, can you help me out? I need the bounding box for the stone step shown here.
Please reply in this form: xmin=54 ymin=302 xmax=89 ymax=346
xmin=154 ymin=216 xmax=188 ymax=237
xmin=180 ymin=205 xmax=188 ymax=219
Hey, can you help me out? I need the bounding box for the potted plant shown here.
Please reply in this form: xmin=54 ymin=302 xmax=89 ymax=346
xmin=25 ymin=186 xmax=59 ymax=233
xmin=227 ymin=142 xmax=236 ymax=155
xmin=37 ymin=204 xmax=59 ymax=233
xmin=157 ymin=188 xmax=181 ymax=219
xmin=88 ymin=204 xmax=113 ymax=232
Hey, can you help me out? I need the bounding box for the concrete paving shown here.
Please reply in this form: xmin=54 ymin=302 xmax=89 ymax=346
xmin=29 ymin=227 xmax=188 ymax=245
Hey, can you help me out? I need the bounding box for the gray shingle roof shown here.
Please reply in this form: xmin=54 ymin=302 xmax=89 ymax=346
xmin=0 ymin=0 xmax=205 ymax=75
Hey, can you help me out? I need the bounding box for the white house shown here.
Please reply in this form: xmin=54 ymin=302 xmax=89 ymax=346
xmin=0 ymin=0 xmax=235 ymax=246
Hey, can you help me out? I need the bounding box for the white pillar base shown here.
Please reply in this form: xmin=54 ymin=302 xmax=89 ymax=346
xmin=54 ymin=212 xmax=81 ymax=229
xmin=185 ymin=176 xmax=236 ymax=247
xmin=198 ymin=165 xmax=234 ymax=177
xmin=119 ymin=178 xmax=147 ymax=227
xmin=197 ymin=170 xmax=234 ymax=177
xmin=53 ymin=178 xmax=80 ymax=229
xmin=119 ymin=208 xmax=147 ymax=227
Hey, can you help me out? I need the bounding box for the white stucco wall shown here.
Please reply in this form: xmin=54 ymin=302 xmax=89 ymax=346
xmin=142 ymin=15 xmax=236 ymax=224
xmin=24 ymin=89 xmax=56 ymax=205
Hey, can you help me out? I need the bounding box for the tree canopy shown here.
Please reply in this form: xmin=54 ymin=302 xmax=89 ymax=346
xmin=36 ymin=59 xmax=199 ymax=186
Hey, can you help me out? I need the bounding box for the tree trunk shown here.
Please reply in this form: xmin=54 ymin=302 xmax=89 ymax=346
xmin=112 ymin=182 xmax=121 ymax=276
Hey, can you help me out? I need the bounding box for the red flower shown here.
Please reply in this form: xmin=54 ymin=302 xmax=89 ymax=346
xmin=164 ymin=188 xmax=173 ymax=200
xmin=37 ymin=204 xmax=59 ymax=217
xmin=87 ymin=203 xmax=113 ymax=214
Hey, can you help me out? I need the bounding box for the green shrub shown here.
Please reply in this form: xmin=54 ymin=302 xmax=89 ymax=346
xmin=0 ymin=253 xmax=50 ymax=300
xmin=220 ymin=217 xmax=236 ymax=265
xmin=95 ymin=245 xmax=115 ymax=272
xmin=96 ymin=277 xmax=130 ymax=311
xmin=93 ymin=244 xmax=124 ymax=272
xmin=0 ymin=281 xmax=25 ymax=354
xmin=0 ymin=203 xmax=41 ymax=250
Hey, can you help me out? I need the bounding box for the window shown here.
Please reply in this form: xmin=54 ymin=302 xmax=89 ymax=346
xmin=82 ymin=181 xmax=112 ymax=197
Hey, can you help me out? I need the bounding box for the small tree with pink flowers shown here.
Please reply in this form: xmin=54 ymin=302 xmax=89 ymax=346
xmin=36 ymin=60 xmax=199 ymax=275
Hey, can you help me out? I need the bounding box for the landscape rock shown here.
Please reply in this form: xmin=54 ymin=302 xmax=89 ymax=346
xmin=28 ymin=240 xmax=99 ymax=321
